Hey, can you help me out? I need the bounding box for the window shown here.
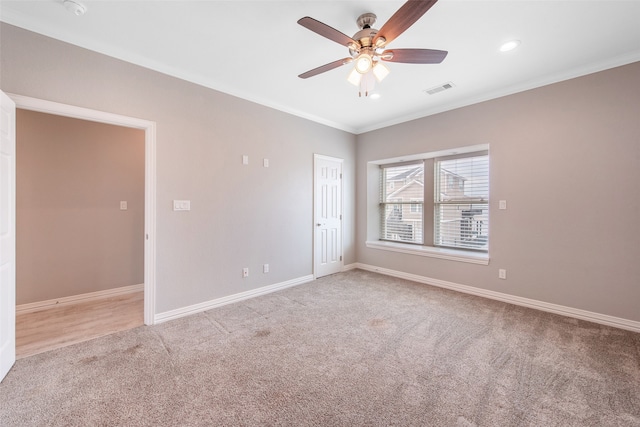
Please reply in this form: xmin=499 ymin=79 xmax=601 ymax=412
xmin=380 ymin=163 xmax=424 ymax=244
xmin=378 ymin=148 xmax=489 ymax=252
xmin=434 ymin=154 xmax=489 ymax=251
xmin=410 ymin=199 xmax=423 ymax=213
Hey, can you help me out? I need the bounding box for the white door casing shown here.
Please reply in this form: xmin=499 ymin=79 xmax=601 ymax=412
xmin=314 ymin=154 xmax=343 ymax=278
xmin=0 ymin=91 xmax=16 ymax=382
xmin=9 ymin=94 xmax=157 ymax=326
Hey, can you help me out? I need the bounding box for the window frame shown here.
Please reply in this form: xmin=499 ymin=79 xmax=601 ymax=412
xmin=374 ymin=146 xmax=489 ymax=261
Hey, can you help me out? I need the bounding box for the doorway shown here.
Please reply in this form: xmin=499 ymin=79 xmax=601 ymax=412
xmin=10 ymin=94 xmax=156 ymax=326
xmin=15 ymin=109 xmax=146 ymax=357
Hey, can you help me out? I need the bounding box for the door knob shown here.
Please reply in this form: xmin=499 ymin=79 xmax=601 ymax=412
xmin=316 ymin=223 xmax=322 ymax=226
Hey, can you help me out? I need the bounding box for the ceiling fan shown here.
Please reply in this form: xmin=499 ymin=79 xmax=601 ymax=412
xmin=297 ymin=0 xmax=448 ymax=97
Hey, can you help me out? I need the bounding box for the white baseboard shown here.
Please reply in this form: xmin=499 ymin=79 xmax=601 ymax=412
xmin=342 ymin=263 xmax=358 ymax=272
xmin=16 ymin=283 xmax=144 ymax=314
xmin=154 ymin=274 xmax=315 ymax=324
xmin=354 ymin=263 xmax=640 ymax=333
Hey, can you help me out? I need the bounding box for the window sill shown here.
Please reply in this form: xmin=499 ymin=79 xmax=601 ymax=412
xmin=365 ymin=240 xmax=490 ymax=265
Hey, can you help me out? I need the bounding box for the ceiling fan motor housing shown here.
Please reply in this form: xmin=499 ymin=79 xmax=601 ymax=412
xmin=350 ymin=13 xmax=379 ymax=58
xmin=356 ymin=12 xmax=377 ymax=29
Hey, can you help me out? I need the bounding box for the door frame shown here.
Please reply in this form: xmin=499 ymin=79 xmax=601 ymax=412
xmin=313 ymin=154 xmax=344 ymax=278
xmin=9 ymin=94 xmax=157 ymax=325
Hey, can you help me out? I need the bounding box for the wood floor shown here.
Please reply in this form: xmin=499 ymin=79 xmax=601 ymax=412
xmin=16 ymin=291 xmax=144 ymax=359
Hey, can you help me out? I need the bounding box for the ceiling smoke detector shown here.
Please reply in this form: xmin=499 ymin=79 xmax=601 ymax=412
xmin=64 ymin=0 xmax=87 ymax=16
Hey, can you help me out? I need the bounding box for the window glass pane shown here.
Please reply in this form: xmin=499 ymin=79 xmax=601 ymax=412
xmin=382 ymin=164 xmax=424 ymax=202
xmin=434 ymin=153 xmax=489 ymax=251
xmin=436 ymin=155 xmax=488 ymax=202
xmin=381 ymin=204 xmax=423 ymax=242
xmin=435 ymin=203 xmax=489 ymax=250
xmin=380 ymin=163 xmax=424 ymax=244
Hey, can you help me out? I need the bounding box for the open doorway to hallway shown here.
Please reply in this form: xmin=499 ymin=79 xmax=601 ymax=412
xmin=15 ymin=110 xmax=145 ymax=357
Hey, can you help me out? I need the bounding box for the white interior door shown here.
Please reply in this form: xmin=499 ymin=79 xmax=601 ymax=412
xmin=314 ymin=154 xmax=343 ymax=278
xmin=0 ymin=91 xmax=16 ymax=382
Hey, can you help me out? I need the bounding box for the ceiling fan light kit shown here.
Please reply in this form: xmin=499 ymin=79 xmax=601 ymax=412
xmin=355 ymin=53 xmax=373 ymax=74
xmin=297 ymin=0 xmax=448 ymax=97
xmin=347 ymin=61 xmax=390 ymax=97
xmin=373 ymin=62 xmax=390 ymax=81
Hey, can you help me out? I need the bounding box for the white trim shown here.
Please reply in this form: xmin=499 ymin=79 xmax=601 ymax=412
xmin=4 ymin=7 xmax=638 ymax=135
xmin=9 ymin=94 xmax=149 ymax=128
xmin=8 ymin=94 xmax=157 ymax=325
xmin=143 ymin=120 xmax=157 ymax=326
xmin=369 ymin=144 xmax=489 ymax=166
xmin=354 ymin=263 xmax=640 ymax=333
xmin=154 ymin=274 xmax=314 ymax=324
xmin=342 ymin=263 xmax=358 ymax=272
xmin=0 ymin=9 xmax=357 ymax=134
xmin=366 ymin=240 xmax=490 ymax=265
xmin=313 ymin=153 xmax=344 ymax=163
xmin=356 ymin=50 xmax=640 ymax=134
xmin=16 ymin=284 xmax=144 ymax=314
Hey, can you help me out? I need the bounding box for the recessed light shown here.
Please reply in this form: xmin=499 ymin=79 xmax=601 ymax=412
xmin=370 ymin=93 xmax=381 ymax=100
xmin=500 ymin=40 xmax=521 ymax=52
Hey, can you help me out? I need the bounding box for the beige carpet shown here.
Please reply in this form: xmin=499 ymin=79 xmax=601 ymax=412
xmin=1 ymin=269 xmax=639 ymax=426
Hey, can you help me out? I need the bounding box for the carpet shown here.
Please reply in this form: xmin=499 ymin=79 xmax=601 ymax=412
xmin=1 ymin=269 xmax=639 ymax=426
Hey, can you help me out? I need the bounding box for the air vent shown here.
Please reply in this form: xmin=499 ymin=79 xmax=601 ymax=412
xmin=424 ymin=82 xmax=455 ymax=95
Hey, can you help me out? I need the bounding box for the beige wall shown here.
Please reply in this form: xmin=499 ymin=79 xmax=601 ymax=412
xmin=1 ymin=23 xmax=357 ymax=314
xmin=356 ymin=61 xmax=640 ymax=323
xmin=2 ymin=23 xmax=638 ymax=324
xmin=16 ymin=110 xmax=145 ymax=304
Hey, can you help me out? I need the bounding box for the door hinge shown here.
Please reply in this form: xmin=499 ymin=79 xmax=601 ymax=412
xmin=340 ymin=256 xmax=342 ymax=261
xmin=340 ymin=173 xmax=342 ymax=179
xmin=340 ymin=214 xmax=342 ymax=220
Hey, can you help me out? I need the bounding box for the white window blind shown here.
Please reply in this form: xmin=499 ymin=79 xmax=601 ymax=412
xmin=434 ymin=154 xmax=489 ymax=251
xmin=380 ymin=163 xmax=424 ymax=244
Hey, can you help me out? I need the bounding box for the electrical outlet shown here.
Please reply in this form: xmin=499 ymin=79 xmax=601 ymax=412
xmin=498 ymin=269 xmax=507 ymax=280
xmin=263 ymin=264 xmax=269 ymax=273
xmin=242 ymin=267 xmax=249 ymax=278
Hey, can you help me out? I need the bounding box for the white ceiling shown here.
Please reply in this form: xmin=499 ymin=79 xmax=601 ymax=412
xmin=2 ymin=1 xmax=640 ymax=134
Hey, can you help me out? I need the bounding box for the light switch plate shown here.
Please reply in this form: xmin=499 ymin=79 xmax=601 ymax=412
xmin=242 ymin=155 xmax=249 ymax=165
xmin=499 ymin=200 xmax=507 ymax=210
xmin=173 ymin=200 xmax=191 ymax=211
xmin=263 ymin=158 xmax=269 ymax=168
xmin=120 ymin=201 xmax=127 ymax=210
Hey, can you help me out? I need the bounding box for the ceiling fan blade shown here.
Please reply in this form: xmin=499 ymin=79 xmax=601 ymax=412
xmin=298 ymin=17 xmax=358 ymax=47
xmin=374 ymin=0 xmax=439 ymax=47
xmin=298 ymin=58 xmax=353 ymax=79
xmin=381 ymin=48 xmax=448 ymax=64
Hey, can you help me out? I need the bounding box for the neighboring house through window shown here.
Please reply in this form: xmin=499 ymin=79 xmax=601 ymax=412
xmin=380 ymin=163 xmax=424 ymax=244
